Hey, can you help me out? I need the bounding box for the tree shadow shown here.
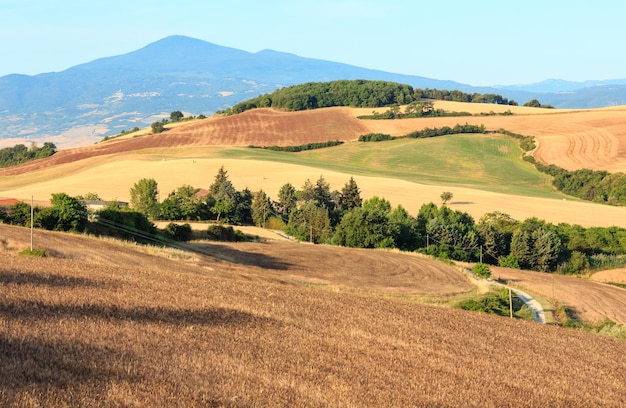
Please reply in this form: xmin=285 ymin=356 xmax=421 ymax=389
xmin=449 ymin=201 xmax=474 ymax=205
xmin=0 ymin=270 xmax=107 ymax=288
xmin=0 ymin=334 xmax=138 ymax=394
xmin=0 ymin=299 xmax=276 ymax=327
xmin=191 ymin=242 xmax=292 ymax=271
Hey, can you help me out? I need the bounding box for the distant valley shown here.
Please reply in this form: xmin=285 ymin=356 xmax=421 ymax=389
xmin=1 ymin=35 xmax=626 ymax=148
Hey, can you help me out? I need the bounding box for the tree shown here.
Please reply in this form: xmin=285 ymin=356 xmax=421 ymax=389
xmin=523 ymin=99 xmax=541 ymax=108
xmin=440 ymin=191 xmax=453 ymax=205
xmin=37 ymin=193 xmax=88 ymax=232
xmin=210 ymin=180 xmax=238 ymax=222
xmin=332 ymin=197 xmax=395 ymax=248
xmin=313 ymin=175 xmax=334 ymax=210
xmin=251 ymin=190 xmax=272 ymax=227
xmin=170 ymin=110 xmax=184 ymax=122
xmin=209 ymin=166 xmax=230 ymax=195
xmin=298 ymin=178 xmax=317 ymax=204
xmin=338 ymin=177 xmax=362 ymax=211
xmin=286 ymin=202 xmax=332 ymax=244
xmin=160 ymin=185 xmax=205 ymax=220
xmin=130 ymin=178 xmax=160 ymax=219
xmin=151 ymin=121 xmax=165 ymax=134
xmin=275 ymin=183 xmax=297 ymax=222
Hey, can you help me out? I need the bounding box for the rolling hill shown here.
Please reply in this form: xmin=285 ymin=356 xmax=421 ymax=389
xmin=2 ymin=102 xmax=626 ymax=228
xmin=2 ymin=223 xmax=625 ymax=406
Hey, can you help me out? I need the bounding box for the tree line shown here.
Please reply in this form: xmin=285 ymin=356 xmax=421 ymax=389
xmin=216 ymin=80 xmax=531 ymax=116
xmin=497 ymin=128 xmax=626 ymax=206
xmin=2 ymin=167 xmax=625 ymax=274
xmin=0 ymin=142 xmax=56 ymax=168
xmin=126 ymin=167 xmax=626 ymax=274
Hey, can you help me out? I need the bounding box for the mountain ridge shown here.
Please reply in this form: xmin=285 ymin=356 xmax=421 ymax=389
xmin=2 ymin=35 xmax=626 ymax=148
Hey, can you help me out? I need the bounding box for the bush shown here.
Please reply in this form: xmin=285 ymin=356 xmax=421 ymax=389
xmin=455 ymin=288 xmax=531 ymax=320
xmin=164 ymin=223 xmax=193 ymax=242
xmin=472 ymin=263 xmax=491 ymax=279
xmin=19 ymin=248 xmax=47 ymax=257
xmin=206 ymin=224 xmax=246 ymax=242
xmin=498 ymin=254 xmax=520 ymax=269
xmin=358 ymin=133 xmax=395 ymax=142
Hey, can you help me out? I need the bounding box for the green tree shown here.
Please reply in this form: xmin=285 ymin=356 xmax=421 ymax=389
xmin=440 ymin=191 xmax=453 ymax=205
xmin=472 ymin=263 xmax=492 ymax=279
xmin=170 ymin=110 xmax=184 ymax=122
xmin=275 ymin=183 xmax=297 ymax=222
xmin=251 ymin=190 xmax=273 ymax=227
xmin=211 ymin=180 xmax=238 ymax=223
xmin=314 ymin=175 xmax=334 ymax=210
xmin=286 ymin=202 xmax=332 ymax=243
xmin=332 ymin=197 xmax=395 ymax=248
xmin=523 ymin=99 xmax=542 ymax=108
xmin=298 ymin=178 xmax=316 ymax=204
xmin=209 ymin=166 xmax=230 ymax=195
xmin=151 ymin=121 xmax=165 ymax=134
xmin=160 ymin=185 xmax=205 ymax=220
xmin=40 ymin=193 xmax=88 ymax=232
xmin=338 ymin=177 xmax=362 ymax=211
xmin=130 ymin=178 xmax=160 ymax=219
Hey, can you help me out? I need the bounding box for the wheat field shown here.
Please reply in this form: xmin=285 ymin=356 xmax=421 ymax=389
xmin=1 ymin=224 xmax=625 ymax=406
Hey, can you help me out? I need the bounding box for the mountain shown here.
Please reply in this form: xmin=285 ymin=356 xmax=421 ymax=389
xmin=1 ymin=35 xmax=626 ymax=148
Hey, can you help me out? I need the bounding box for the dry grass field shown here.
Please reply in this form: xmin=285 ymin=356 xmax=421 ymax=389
xmin=0 ymin=150 xmax=624 ymax=228
xmin=488 ymin=266 xmax=626 ymax=324
xmin=2 ymin=224 xmax=626 ymax=407
xmin=2 ymin=103 xmax=626 ymax=228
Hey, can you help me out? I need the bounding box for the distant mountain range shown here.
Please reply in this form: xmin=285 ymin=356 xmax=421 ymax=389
xmin=1 ymin=35 xmax=626 ymax=148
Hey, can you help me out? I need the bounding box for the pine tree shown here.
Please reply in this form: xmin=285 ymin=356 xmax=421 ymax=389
xmin=338 ymin=177 xmax=362 ymax=211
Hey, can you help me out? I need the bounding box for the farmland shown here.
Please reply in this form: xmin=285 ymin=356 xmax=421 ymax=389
xmin=1 ymin=224 xmax=625 ymax=406
xmin=3 ymin=103 xmax=626 ymax=227
xmin=2 ymin=96 xmax=626 ymax=406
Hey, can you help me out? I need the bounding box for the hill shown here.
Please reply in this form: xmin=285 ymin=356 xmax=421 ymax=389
xmin=1 ymin=223 xmax=625 ymax=406
xmin=3 ymin=35 xmax=626 ymax=148
xmin=2 ymin=103 xmax=626 ymax=228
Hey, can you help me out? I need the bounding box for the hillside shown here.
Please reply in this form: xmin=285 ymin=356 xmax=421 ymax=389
xmin=2 ymin=103 xmax=626 ymax=228
xmin=1 ymin=224 xmax=625 ymax=406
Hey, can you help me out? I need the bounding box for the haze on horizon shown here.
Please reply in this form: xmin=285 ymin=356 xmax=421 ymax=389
xmin=1 ymin=0 xmax=625 ymax=86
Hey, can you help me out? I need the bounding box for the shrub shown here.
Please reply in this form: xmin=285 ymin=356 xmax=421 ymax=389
xmin=206 ymin=224 xmax=246 ymax=242
xmin=19 ymin=248 xmax=47 ymax=257
xmin=472 ymin=263 xmax=491 ymax=279
xmin=498 ymin=254 xmax=520 ymax=269
xmin=165 ymin=223 xmax=193 ymax=242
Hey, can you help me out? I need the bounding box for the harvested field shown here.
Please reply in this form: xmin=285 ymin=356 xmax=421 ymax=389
xmin=1 ymin=224 xmax=625 ymax=406
xmin=490 ymin=266 xmax=626 ymax=324
xmin=1 ymin=152 xmax=624 ymax=228
xmin=591 ymin=268 xmax=626 ymax=284
xmin=4 ymin=104 xmax=626 ymax=176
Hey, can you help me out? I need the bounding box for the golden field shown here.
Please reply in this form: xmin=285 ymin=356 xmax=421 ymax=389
xmin=2 ymin=224 xmax=626 ymax=406
xmin=2 ymin=101 xmax=626 ymax=406
xmin=2 ymin=103 xmax=626 ymax=228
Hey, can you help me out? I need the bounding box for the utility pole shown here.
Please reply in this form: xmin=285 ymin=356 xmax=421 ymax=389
xmin=30 ymin=195 xmax=34 ymax=251
xmin=509 ymin=288 xmax=513 ymax=318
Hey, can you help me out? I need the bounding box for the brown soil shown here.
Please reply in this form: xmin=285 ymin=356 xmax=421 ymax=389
xmin=1 ymin=224 xmax=625 ymax=406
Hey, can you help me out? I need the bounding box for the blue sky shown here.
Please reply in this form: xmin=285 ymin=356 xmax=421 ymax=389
xmin=1 ymin=0 xmax=625 ymax=86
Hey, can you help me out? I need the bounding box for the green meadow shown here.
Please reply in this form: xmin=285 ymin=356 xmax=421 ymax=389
xmin=217 ymin=133 xmax=561 ymax=198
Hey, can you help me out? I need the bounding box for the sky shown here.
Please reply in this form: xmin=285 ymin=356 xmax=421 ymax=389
xmin=1 ymin=0 xmax=625 ymax=86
